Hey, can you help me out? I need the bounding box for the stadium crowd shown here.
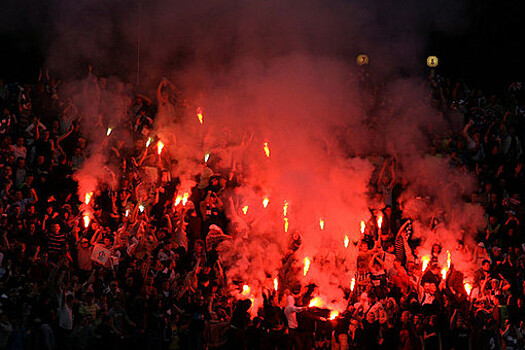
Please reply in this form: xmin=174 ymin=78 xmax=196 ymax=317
xmin=0 ymin=68 xmax=524 ymax=350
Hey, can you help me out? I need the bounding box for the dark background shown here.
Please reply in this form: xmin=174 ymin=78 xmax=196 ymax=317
xmin=0 ymin=0 xmax=523 ymax=93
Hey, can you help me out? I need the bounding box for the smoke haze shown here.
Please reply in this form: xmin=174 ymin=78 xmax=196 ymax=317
xmin=41 ymin=0 xmax=482 ymax=310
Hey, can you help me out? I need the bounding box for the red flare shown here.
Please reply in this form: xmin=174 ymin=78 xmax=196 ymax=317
xmin=263 ymin=142 xmax=270 ymax=158
xmin=303 ymin=257 xmax=311 ymax=276
xmin=157 ymin=141 xmax=164 ymax=155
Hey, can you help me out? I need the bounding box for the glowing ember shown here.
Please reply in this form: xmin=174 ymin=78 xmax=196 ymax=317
xmin=204 ymin=153 xmax=210 ymax=162
xmin=263 ymin=142 xmax=270 ymax=158
xmin=182 ymin=193 xmax=189 ymax=206
xmin=197 ymin=107 xmax=204 ymax=124
xmin=309 ymin=297 xmax=320 ymax=307
xmin=350 ymin=277 xmax=356 ymax=291
xmin=157 ymin=141 xmax=164 ymax=155
xmin=284 ymin=218 xmax=289 ymax=233
xmin=377 ymin=214 xmax=383 ymax=229
xmin=441 ymin=267 xmax=448 ymax=280
xmin=242 ymin=284 xmax=250 ymax=296
xmin=344 ymin=235 xmax=349 ymax=248
xmin=242 ymin=206 xmax=249 ymax=215
xmin=464 ymin=282 xmax=472 ymax=296
xmin=303 ymin=257 xmax=311 ymax=276
xmin=319 ymin=219 xmax=325 ymax=230
xmin=262 ymin=197 xmax=269 ymax=208
xmin=283 ymin=200 xmax=288 ymax=217
xmin=421 ymin=256 xmax=431 ymax=272
xmin=83 ymin=214 xmax=90 ymax=228
xmin=106 ymin=127 xmax=112 ymax=136
xmin=139 ymin=204 xmax=145 ymax=213
xmin=273 ymin=278 xmax=278 ymax=291
xmin=360 ymin=220 xmax=365 ymax=234
xmin=84 ymin=192 xmax=93 ymax=205
xmin=447 ymin=250 xmax=451 ymax=269
xmin=174 ymin=195 xmax=182 ymax=206
xmin=146 ymin=137 xmax=153 ymax=148
xmin=329 ymin=310 xmax=339 ymax=320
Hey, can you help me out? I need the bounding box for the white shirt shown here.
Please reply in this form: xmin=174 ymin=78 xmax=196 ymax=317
xmin=284 ymin=296 xmax=303 ymax=329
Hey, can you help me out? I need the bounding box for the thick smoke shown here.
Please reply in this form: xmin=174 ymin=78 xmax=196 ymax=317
xmin=45 ymin=0 xmax=480 ymax=312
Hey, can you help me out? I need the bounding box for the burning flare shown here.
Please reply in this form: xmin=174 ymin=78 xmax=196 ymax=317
xmin=197 ymin=107 xmax=204 ymax=124
xmin=273 ymin=278 xmax=278 ymax=291
xmin=421 ymin=256 xmax=431 ymax=272
xmin=319 ymin=219 xmax=325 ymax=230
xmin=84 ymin=192 xmax=93 ymax=205
xmin=309 ymin=297 xmax=321 ymax=307
xmin=242 ymin=284 xmax=250 ymax=296
xmin=360 ymin=220 xmax=366 ymax=234
xmin=139 ymin=204 xmax=145 ymax=213
xmin=83 ymin=214 xmax=90 ymax=228
xmin=303 ymin=257 xmax=311 ymax=276
xmin=441 ymin=266 xmax=448 ymax=280
xmin=350 ymin=277 xmax=356 ymax=292
xmin=262 ymin=197 xmax=269 ymax=208
xmin=157 ymin=141 xmax=164 ymax=155
xmin=464 ymin=282 xmax=472 ymax=296
xmin=329 ymin=310 xmax=339 ymax=320
xmin=106 ymin=127 xmax=112 ymax=136
xmin=182 ymin=193 xmax=189 ymax=206
xmin=263 ymin=142 xmax=270 ymax=158
xmin=344 ymin=235 xmax=349 ymax=248
xmin=447 ymin=250 xmax=451 ymax=269
xmin=242 ymin=206 xmax=249 ymax=215
xmin=204 ymin=153 xmax=210 ymax=163
xmin=377 ymin=214 xmax=383 ymax=230
xmin=175 ymin=193 xmax=190 ymax=206
xmin=146 ymin=137 xmax=153 ymax=148
xmin=284 ymin=218 xmax=289 ymax=233
xmin=283 ymin=200 xmax=288 ymax=217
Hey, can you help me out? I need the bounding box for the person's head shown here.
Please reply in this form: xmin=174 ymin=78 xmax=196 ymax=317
xmin=413 ymin=314 xmax=422 ymax=325
xmin=36 ymin=155 xmax=45 ymax=165
xmin=491 ymin=278 xmax=500 ymax=290
xmin=431 ymin=243 xmax=442 ymax=256
xmin=25 ymin=174 xmax=33 ymax=186
xmin=194 ymin=240 xmax=204 ymax=253
xmin=430 ymin=263 xmax=440 ymax=275
xmin=493 ymin=246 xmax=501 ymax=257
xmin=359 ymin=240 xmax=368 ymax=253
xmin=52 ymin=222 xmax=60 ymax=234
xmin=16 ymin=137 xmax=24 ymax=147
xmin=401 ymin=310 xmax=411 ymax=323
xmin=482 ymin=259 xmax=491 ymax=272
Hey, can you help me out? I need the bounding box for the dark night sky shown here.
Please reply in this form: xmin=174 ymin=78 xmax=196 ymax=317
xmin=0 ymin=0 xmax=523 ymax=92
